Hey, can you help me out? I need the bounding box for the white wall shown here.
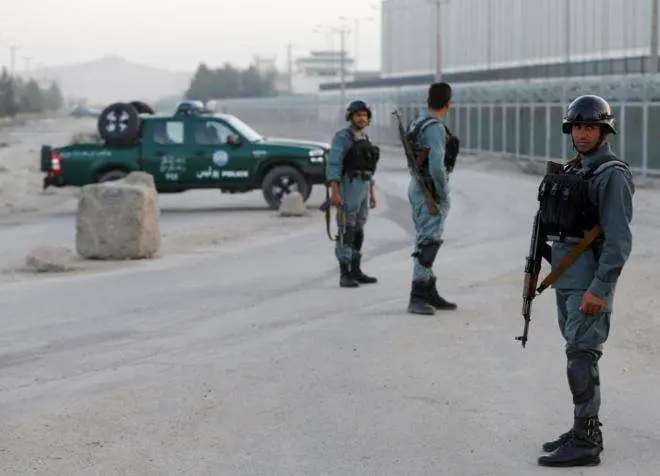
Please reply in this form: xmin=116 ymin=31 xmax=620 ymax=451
xmin=381 ymin=0 xmax=656 ymax=76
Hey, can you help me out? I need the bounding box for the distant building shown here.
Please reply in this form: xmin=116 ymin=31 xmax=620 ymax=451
xmin=320 ymin=0 xmax=659 ymax=91
xmin=381 ymin=0 xmax=658 ymax=79
xmin=287 ymin=50 xmax=355 ymax=94
xmin=253 ymin=56 xmax=278 ymax=75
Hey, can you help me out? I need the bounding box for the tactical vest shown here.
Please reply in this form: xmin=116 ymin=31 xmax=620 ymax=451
xmin=342 ymin=133 xmax=380 ymax=175
xmin=538 ymin=154 xmax=629 ymax=243
xmin=406 ymin=116 xmax=458 ymax=177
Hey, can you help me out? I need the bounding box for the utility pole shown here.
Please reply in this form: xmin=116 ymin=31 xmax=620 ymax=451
xmin=286 ymin=43 xmax=293 ymax=94
xmin=565 ymin=0 xmax=571 ymax=68
xmin=650 ymin=0 xmax=659 ymax=73
xmin=10 ymin=45 xmax=17 ymax=77
xmin=24 ymin=55 xmax=32 ymax=77
xmin=317 ymin=21 xmax=351 ymax=120
xmin=428 ymin=0 xmax=448 ymax=82
xmin=354 ymin=18 xmax=359 ymax=72
xmin=339 ymin=27 xmax=347 ymax=109
xmin=486 ymin=0 xmax=492 ymax=69
xmin=353 ymin=16 xmax=375 ymax=73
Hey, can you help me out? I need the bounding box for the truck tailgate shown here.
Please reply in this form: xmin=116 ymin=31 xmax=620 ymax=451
xmin=40 ymin=145 xmax=52 ymax=172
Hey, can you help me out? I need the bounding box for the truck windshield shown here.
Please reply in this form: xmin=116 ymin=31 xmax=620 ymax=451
xmin=223 ymin=116 xmax=263 ymax=142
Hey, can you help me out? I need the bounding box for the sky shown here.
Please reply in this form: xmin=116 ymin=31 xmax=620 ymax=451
xmin=2 ymin=0 xmax=382 ymax=73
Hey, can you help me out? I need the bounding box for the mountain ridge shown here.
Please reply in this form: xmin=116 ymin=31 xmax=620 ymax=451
xmin=29 ymin=55 xmax=193 ymax=105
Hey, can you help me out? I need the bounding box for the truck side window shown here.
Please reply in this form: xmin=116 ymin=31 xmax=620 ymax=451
xmin=194 ymin=120 xmax=233 ymax=145
xmin=154 ymin=120 xmax=185 ymax=145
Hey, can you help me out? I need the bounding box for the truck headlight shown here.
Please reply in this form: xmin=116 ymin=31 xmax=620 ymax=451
xmin=309 ymin=149 xmax=325 ymax=163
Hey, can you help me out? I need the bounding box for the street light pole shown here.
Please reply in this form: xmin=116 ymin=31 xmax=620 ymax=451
xmin=651 ymin=0 xmax=659 ymax=73
xmin=10 ymin=45 xmax=17 ymax=77
xmin=316 ymin=21 xmax=351 ymax=121
xmin=435 ymin=0 xmax=442 ymax=81
xmin=353 ymin=16 xmax=375 ymax=72
xmin=286 ymin=43 xmax=294 ymax=94
xmin=339 ymin=27 xmax=347 ymax=110
xmin=428 ymin=0 xmax=449 ymax=82
xmin=330 ymin=21 xmax=351 ymax=120
xmin=24 ymin=55 xmax=32 ymax=77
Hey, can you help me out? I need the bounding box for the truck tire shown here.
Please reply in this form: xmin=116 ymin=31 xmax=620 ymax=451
xmin=97 ymin=169 xmax=128 ymax=183
xmin=130 ymin=100 xmax=155 ymax=115
xmin=261 ymin=165 xmax=310 ymax=210
xmin=97 ymin=102 xmax=141 ymax=145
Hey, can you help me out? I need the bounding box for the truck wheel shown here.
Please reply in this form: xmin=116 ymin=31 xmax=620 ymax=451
xmin=261 ymin=165 xmax=309 ymax=210
xmin=97 ymin=102 xmax=141 ymax=145
xmin=97 ymin=169 xmax=128 ymax=183
xmin=130 ymin=100 xmax=155 ymax=115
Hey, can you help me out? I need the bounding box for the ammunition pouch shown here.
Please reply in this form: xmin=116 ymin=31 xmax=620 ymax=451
xmin=342 ymin=139 xmax=379 ymax=176
xmin=539 ymin=154 xmax=631 ymax=243
xmin=538 ymin=173 xmax=595 ymax=242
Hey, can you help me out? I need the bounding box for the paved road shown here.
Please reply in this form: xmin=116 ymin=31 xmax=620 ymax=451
xmin=0 ymin=118 xmax=658 ymax=475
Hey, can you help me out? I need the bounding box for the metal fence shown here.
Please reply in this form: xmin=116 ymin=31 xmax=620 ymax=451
xmin=215 ymin=74 xmax=660 ymax=177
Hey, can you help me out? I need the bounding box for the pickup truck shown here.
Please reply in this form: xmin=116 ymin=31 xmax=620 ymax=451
xmin=41 ymin=100 xmax=328 ymax=209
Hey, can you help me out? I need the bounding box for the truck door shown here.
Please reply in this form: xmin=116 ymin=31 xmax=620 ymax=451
xmin=189 ymin=118 xmax=257 ymax=186
xmin=140 ymin=118 xmax=191 ymax=185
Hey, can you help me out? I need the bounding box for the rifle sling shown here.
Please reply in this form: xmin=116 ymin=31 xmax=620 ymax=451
xmin=415 ymin=153 xmax=425 ymax=169
xmin=536 ymin=225 xmax=603 ymax=293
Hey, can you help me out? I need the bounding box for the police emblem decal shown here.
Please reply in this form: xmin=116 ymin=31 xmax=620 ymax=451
xmin=212 ymin=150 xmax=229 ymax=167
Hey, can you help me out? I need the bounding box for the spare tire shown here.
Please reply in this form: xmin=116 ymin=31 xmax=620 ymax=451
xmin=130 ymin=100 xmax=155 ymax=115
xmin=97 ymin=102 xmax=141 ymax=145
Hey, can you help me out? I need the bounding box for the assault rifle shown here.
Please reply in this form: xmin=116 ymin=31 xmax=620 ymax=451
xmin=319 ymin=187 xmax=346 ymax=244
xmin=516 ymin=160 xmax=604 ymax=348
xmin=517 ymin=208 xmax=547 ymax=348
xmin=392 ymin=110 xmax=439 ymax=215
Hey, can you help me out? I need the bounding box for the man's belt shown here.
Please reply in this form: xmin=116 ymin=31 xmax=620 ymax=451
xmin=344 ymin=170 xmax=373 ymax=180
xmin=547 ymin=232 xmax=590 ymax=244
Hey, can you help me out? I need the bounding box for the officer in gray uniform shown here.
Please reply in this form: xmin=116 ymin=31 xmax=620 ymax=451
xmin=405 ymin=82 xmax=457 ymax=314
xmin=536 ymin=95 xmax=634 ymax=467
xmin=326 ymin=100 xmax=380 ymax=288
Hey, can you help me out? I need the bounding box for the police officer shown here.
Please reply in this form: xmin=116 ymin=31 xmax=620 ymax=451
xmin=536 ymin=95 xmax=634 ymax=467
xmin=405 ymin=82 xmax=457 ymax=314
xmin=326 ymin=100 xmax=380 ymax=288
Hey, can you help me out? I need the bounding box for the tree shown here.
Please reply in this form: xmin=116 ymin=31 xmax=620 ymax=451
xmin=0 ymin=68 xmax=65 ymax=117
xmin=241 ymin=64 xmax=275 ymax=97
xmin=184 ymin=61 xmax=278 ymax=101
xmin=20 ymin=79 xmax=45 ymax=113
xmin=44 ymin=81 xmax=64 ymax=111
xmin=0 ymin=68 xmax=19 ymax=117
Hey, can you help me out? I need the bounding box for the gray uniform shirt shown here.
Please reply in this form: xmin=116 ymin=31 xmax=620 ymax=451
xmin=551 ymin=142 xmax=635 ymax=301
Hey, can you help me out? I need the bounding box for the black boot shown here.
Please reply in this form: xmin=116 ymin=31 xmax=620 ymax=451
xmin=427 ymin=276 xmax=457 ymax=310
xmin=407 ymin=280 xmax=435 ymax=315
xmin=541 ymin=427 xmax=577 ymax=453
xmin=351 ymin=255 xmax=377 ymax=284
xmin=339 ymin=262 xmax=359 ymax=288
xmin=538 ymin=416 xmax=603 ymax=467
xmin=542 ymin=416 xmax=604 ymax=453
xmin=351 ymin=229 xmax=377 ymax=284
